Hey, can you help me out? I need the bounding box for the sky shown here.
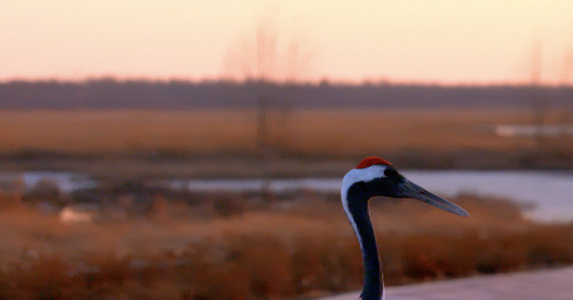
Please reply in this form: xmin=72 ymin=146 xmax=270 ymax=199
xmin=1 ymin=0 xmax=572 ymax=84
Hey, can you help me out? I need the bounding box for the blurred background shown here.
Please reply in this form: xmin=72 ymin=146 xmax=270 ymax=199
xmin=0 ymin=1 xmax=572 ymax=299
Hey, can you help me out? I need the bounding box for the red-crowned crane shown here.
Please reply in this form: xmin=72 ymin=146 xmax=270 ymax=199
xmin=341 ymin=157 xmax=469 ymax=300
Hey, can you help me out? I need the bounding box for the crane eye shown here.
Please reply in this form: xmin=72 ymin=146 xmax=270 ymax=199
xmin=384 ymin=168 xmax=398 ymax=178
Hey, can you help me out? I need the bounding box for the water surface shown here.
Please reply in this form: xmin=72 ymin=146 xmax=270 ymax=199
xmin=2 ymin=170 xmax=571 ymax=222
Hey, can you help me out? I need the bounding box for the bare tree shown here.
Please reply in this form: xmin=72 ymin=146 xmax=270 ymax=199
xmin=558 ymin=46 xmax=573 ymax=157
xmin=529 ymin=40 xmax=546 ymax=157
xmin=529 ymin=40 xmax=544 ymax=85
xmin=560 ymin=46 xmax=573 ymax=84
xmin=222 ymin=14 xmax=312 ymax=154
xmin=222 ymin=14 xmax=313 ymax=200
xmin=223 ymin=15 xmax=312 ymax=83
xmin=527 ymin=41 xmax=573 ymax=160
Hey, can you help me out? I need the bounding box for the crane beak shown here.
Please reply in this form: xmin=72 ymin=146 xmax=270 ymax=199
xmin=399 ymin=179 xmax=469 ymax=217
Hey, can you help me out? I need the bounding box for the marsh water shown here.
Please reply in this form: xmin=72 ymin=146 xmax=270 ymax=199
xmin=2 ymin=170 xmax=572 ymax=222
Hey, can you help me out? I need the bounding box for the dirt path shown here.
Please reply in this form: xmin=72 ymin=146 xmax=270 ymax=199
xmin=323 ymin=266 xmax=573 ymax=300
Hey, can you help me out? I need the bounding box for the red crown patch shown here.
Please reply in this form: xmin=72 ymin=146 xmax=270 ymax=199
xmin=356 ymin=156 xmax=392 ymax=169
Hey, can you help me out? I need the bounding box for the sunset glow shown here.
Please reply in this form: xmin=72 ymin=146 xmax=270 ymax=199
xmin=1 ymin=0 xmax=572 ymax=84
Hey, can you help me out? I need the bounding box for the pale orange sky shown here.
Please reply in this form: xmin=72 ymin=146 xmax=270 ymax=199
xmin=1 ymin=0 xmax=572 ymax=84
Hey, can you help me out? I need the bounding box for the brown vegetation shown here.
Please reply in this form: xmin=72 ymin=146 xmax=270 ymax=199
xmin=0 ymin=109 xmax=543 ymax=155
xmin=0 ymin=108 xmax=572 ymax=178
xmin=0 ymin=192 xmax=571 ymax=299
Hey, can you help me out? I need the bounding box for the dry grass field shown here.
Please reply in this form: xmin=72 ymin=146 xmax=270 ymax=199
xmin=0 ymin=108 xmax=560 ymax=156
xmin=0 ymin=193 xmax=571 ymax=299
xmin=0 ymin=108 xmax=571 ymax=178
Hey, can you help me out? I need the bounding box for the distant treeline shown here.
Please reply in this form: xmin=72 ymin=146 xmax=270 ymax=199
xmin=0 ymin=79 xmax=571 ymax=109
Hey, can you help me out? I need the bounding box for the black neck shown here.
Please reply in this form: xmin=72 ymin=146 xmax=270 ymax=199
xmin=346 ymin=191 xmax=383 ymax=300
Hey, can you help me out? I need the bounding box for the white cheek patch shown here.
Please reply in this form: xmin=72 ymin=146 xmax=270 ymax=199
xmin=340 ymin=165 xmax=387 ymax=247
xmin=341 ymin=165 xmax=388 ymax=202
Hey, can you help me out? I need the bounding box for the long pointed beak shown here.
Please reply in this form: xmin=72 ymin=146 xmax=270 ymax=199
xmin=399 ymin=179 xmax=469 ymax=217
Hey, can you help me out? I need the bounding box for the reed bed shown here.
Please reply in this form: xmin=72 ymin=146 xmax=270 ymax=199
xmin=0 ymin=108 xmax=554 ymax=157
xmin=0 ymin=193 xmax=571 ymax=299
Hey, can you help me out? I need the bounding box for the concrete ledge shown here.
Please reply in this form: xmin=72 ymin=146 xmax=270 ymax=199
xmin=323 ymin=267 xmax=573 ymax=300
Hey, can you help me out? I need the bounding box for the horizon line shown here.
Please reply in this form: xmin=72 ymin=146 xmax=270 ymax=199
xmin=1 ymin=75 xmax=571 ymax=88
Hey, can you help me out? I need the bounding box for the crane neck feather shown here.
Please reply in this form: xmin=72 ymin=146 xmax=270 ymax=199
xmin=342 ymin=181 xmax=384 ymax=300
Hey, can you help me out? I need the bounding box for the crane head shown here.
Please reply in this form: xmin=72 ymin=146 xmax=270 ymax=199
xmin=342 ymin=156 xmax=469 ymax=217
